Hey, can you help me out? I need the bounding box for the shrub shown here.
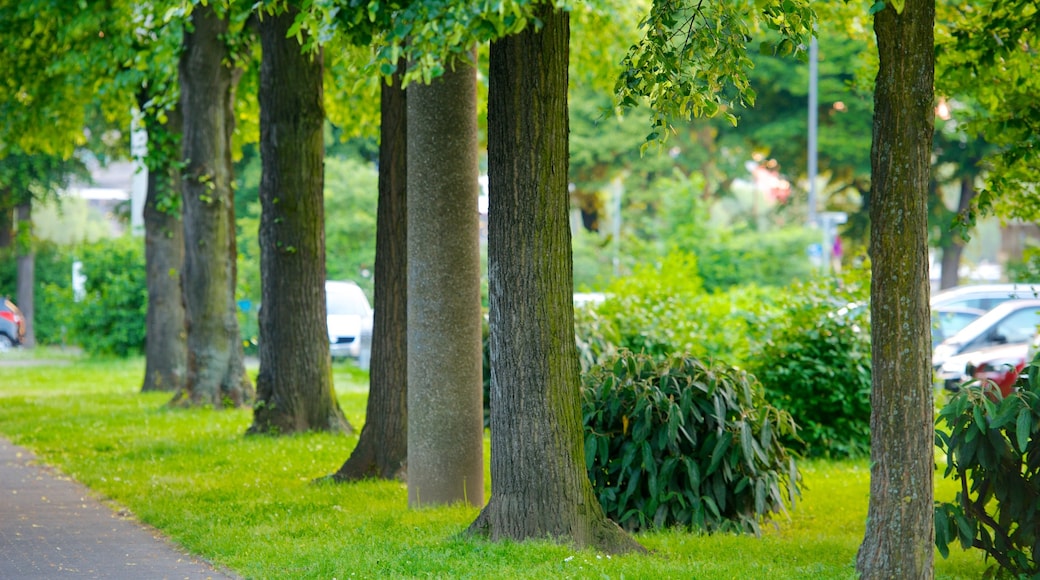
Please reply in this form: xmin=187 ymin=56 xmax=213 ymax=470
xmin=694 ymin=226 xmax=819 ymax=293
xmin=0 ymin=241 xmax=78 ymax=345
xmin=590 ymin=251 xmax=782 ymax=365
xmin=934 ymin=363 xmax=1040 ymax=577
xmin=582 ymin=351 xmax=800 ymax=534
xmin=746 ymin=271 xmax=872 ymax=459
xmin=71 ymin=236 xmax=147 ymax=357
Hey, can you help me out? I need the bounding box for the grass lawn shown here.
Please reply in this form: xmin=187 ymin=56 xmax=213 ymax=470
xmin=0 ymin=351 xmax=991 ymax=578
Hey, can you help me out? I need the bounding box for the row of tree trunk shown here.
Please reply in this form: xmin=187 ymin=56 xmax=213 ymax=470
xmin=127 ymin=1 xmax=940 ymax=574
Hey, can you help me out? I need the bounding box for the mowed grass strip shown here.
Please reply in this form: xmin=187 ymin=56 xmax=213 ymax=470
xmin=0 ymin=353 xmax=989 ymax=579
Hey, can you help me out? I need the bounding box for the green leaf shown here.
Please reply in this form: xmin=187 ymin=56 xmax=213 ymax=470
xmin=1016 ymin=408 xmax=1031 ymax=452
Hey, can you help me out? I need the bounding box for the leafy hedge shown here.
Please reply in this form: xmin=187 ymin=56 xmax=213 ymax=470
xmin=582 ymin=351 xmax=800 ymax=534
xmin=747 ymin=273 xmax=872 ymax=459
xmin=935 ymin=362 xmax=1040 ymax=577
xmin=71 ymin=236 xmax=147 ymax=356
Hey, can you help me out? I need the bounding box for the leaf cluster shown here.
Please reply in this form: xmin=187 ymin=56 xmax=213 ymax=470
xmin=69 ymin=236 xmax=149 ymax=357
xmin=746 ymin=269 xmax=872 ymax=458
xmin=935 ymin=361 xmax=1040 ymax=577
xmin=582 ymin=350 xmax=800 ymax=534
xmin=615 ymin=0 xmax=814 ymax=145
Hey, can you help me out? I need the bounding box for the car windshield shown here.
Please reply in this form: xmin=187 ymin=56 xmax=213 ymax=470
xmin=327 ymin=285 xmax=370 ymax=316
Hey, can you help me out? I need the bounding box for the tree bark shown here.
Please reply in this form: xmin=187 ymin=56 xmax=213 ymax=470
xmin=856 ymin=1 xmax=935 ymax=578
xmin=0 ymin=203 xmax=12 ymax=248
xmin=330 ymin=63 xmax=408 ymax=480
xmin=248 ymin=7 xmax=349 ymax=435
xmin=406 ymin=51 xmax=483 ymax=507
xmin=171 ymin=3 xmax=252 ymax=408
xmin=14 ymin=201 xmax=34 ymax=348
xmin=141 ymin=101 xmax=187 ymax=393
xmin=938 ymin=175 xmax=975 ymax=290
xmin=467 ymin=5 xmax=642 ymax=554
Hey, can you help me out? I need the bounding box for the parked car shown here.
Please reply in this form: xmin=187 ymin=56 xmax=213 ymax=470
xmin=832 ymin=301 xmax=983 ymax=347
xmin=931 ymin=305 xmax=985 ymax=348
xmin=326 ymin=280 xmax=373 ymax=360
xmin=936 ymin=342 xmax=1028 ymax=396
xmin=931 ymin=282 xmax=1040 ymax=311
xmin=0 ymin=297 xmax=25 ymax=351
xmin=933 ymin=299 xmax=1040 ymax=388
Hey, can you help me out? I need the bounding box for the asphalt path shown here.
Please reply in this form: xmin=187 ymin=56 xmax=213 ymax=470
xmin=0 ymin=437 xmax=238 ymax=579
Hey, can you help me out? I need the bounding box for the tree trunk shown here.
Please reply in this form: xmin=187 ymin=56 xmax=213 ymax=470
xmin=330 ymin=63 xmax=408 ymax=480
xmin=406 ymin=51 xmax=483 ymax=507
xmin=0 ymin=203 xmax=12 ymax=248
xmin=938 ymin=175 xmax=975 ymax=290
xmin=467 ymin=5 xmax=642 ymax=554
xmin=14 ymin=201 xmax=34 ymax=348
xmin=171 ymin=3 xmax=252 ymax=408
xmin=141 ymin=102 xmax=187 ymax=393
xmin=856 ymin=1 xmax=935 ymax=578
xmin=248 ymin=7 xmax=349 ymax=435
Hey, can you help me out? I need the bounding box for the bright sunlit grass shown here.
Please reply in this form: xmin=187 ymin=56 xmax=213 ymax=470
xmin=0 ymin=353 xmax=991 ymax=578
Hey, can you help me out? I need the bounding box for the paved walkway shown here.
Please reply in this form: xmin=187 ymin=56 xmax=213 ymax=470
xmin=0 ymin=437 xmax=239 ymax=579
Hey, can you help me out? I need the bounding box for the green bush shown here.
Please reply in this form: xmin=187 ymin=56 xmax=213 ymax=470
xmin=71 ymin=236 xmax=147 ymax=357
xmin=746 ymin=271 xmax=872 ymax=459
xmin=590 ymin=251 xmax=781 ymax=365
xmin=582 ymin=351 xmax=800 ymax=534
xmin=0 ymin=241 xmax=77 ymax=345
xmin=694 ymin=226 xmax=819 ymax=293
xmin=934 ymin=363 xmax=1040 ymax=577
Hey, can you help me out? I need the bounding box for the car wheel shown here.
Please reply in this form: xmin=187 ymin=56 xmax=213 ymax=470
xmin=0 ymin=334 xmax=13 ymax=352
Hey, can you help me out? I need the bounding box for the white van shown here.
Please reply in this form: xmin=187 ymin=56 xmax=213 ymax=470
xmin=326 ymin=280 xmax=373 ymax=361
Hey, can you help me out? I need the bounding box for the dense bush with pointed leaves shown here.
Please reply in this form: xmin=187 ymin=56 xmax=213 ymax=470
xmin=935 ymin=360 xmax=1040 ymax=577
xmin=582 ymin=351 xmax=800 ymax=534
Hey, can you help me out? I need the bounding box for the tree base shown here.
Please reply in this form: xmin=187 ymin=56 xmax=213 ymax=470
xmin=466 ymin=500 xmax=645 ymax=555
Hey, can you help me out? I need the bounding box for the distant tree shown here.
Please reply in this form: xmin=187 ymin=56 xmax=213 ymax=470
xmin=855 ymin=1 xmax=935 ymax=578
xmin=247 ymin=4 xmax=350 ymax=434
xmin=405 ymin=52 xmax=484 ymax=507
xmin=171 ymin=3 xmax=253 ymax=408
xmin=140 ymin=99 xmax=187 ymax=392
xmin=329 ymin=63 xmax=408 ymax=481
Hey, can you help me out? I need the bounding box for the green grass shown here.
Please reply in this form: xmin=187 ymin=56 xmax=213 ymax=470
xmin=0 ymin=353 xmax=991 ymax=579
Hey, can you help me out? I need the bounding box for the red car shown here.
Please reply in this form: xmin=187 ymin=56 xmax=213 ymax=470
xmin=0 ymin=297 xmax=25 ymax=351
xmin=963 ymin=343 xmax=1029 ymax=398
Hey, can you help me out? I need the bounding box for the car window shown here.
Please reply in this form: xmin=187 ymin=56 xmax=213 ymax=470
xmin=934 ymin=311 xmax=981 ymax=344
xmin=327 ymin=286 xmax=371 ymax=316
xmin=992 ymin=308 xmax=1040 ymax=345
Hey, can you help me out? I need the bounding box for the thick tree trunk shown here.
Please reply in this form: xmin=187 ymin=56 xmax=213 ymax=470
xmin=141 ymin=103 xmax=187 ymax=393
xmin=171 ymin=3 xmax=252 ymax=408
xmin=330 ymin=64 xmax=408 ymax=480
xmin=248 ymin=8 xmax=349 ymax=435
xmin=856 ymin=1 xmax=935 ymax=578
xmin=14 ymin=201 xmax=34 ymax=348
xmin=406 ymin=51 xmax=483 ymax=507
xmin=467 ymin=5 xmax=642 ymax=554
xmin=938 ymin=175 xmax=975 ymax=290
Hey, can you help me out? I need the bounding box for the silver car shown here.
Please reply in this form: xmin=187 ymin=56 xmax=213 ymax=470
xmin=933 ymin=299 xmax=1040 ymax=388
xmin=326 ymin=280 xmax=373 ymax=361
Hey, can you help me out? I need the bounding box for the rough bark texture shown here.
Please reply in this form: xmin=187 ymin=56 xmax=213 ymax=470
xmin=15 ymin=201 xmax=34 ymax=348
xmin=467 ymin=5 xmax=642 ymax=554
xmin=406 ymin=52 xmax=483 ymax=507
xmin=0 ymin=205 xmax=12 ymax=248
xmin=856 ymin=1 xmax=935 ymax=578
xmin=248 ymin=8 xmax=349 ymax=435
xmin=331 ymin=64 xmax=408 ymax=480
xmin=141 ymin=102 xmax=187 ymax=393
xmin=938 ymin=176 xmax=975 ymax=290
xmin=171 ymin=4 xmax=252 ymax=409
